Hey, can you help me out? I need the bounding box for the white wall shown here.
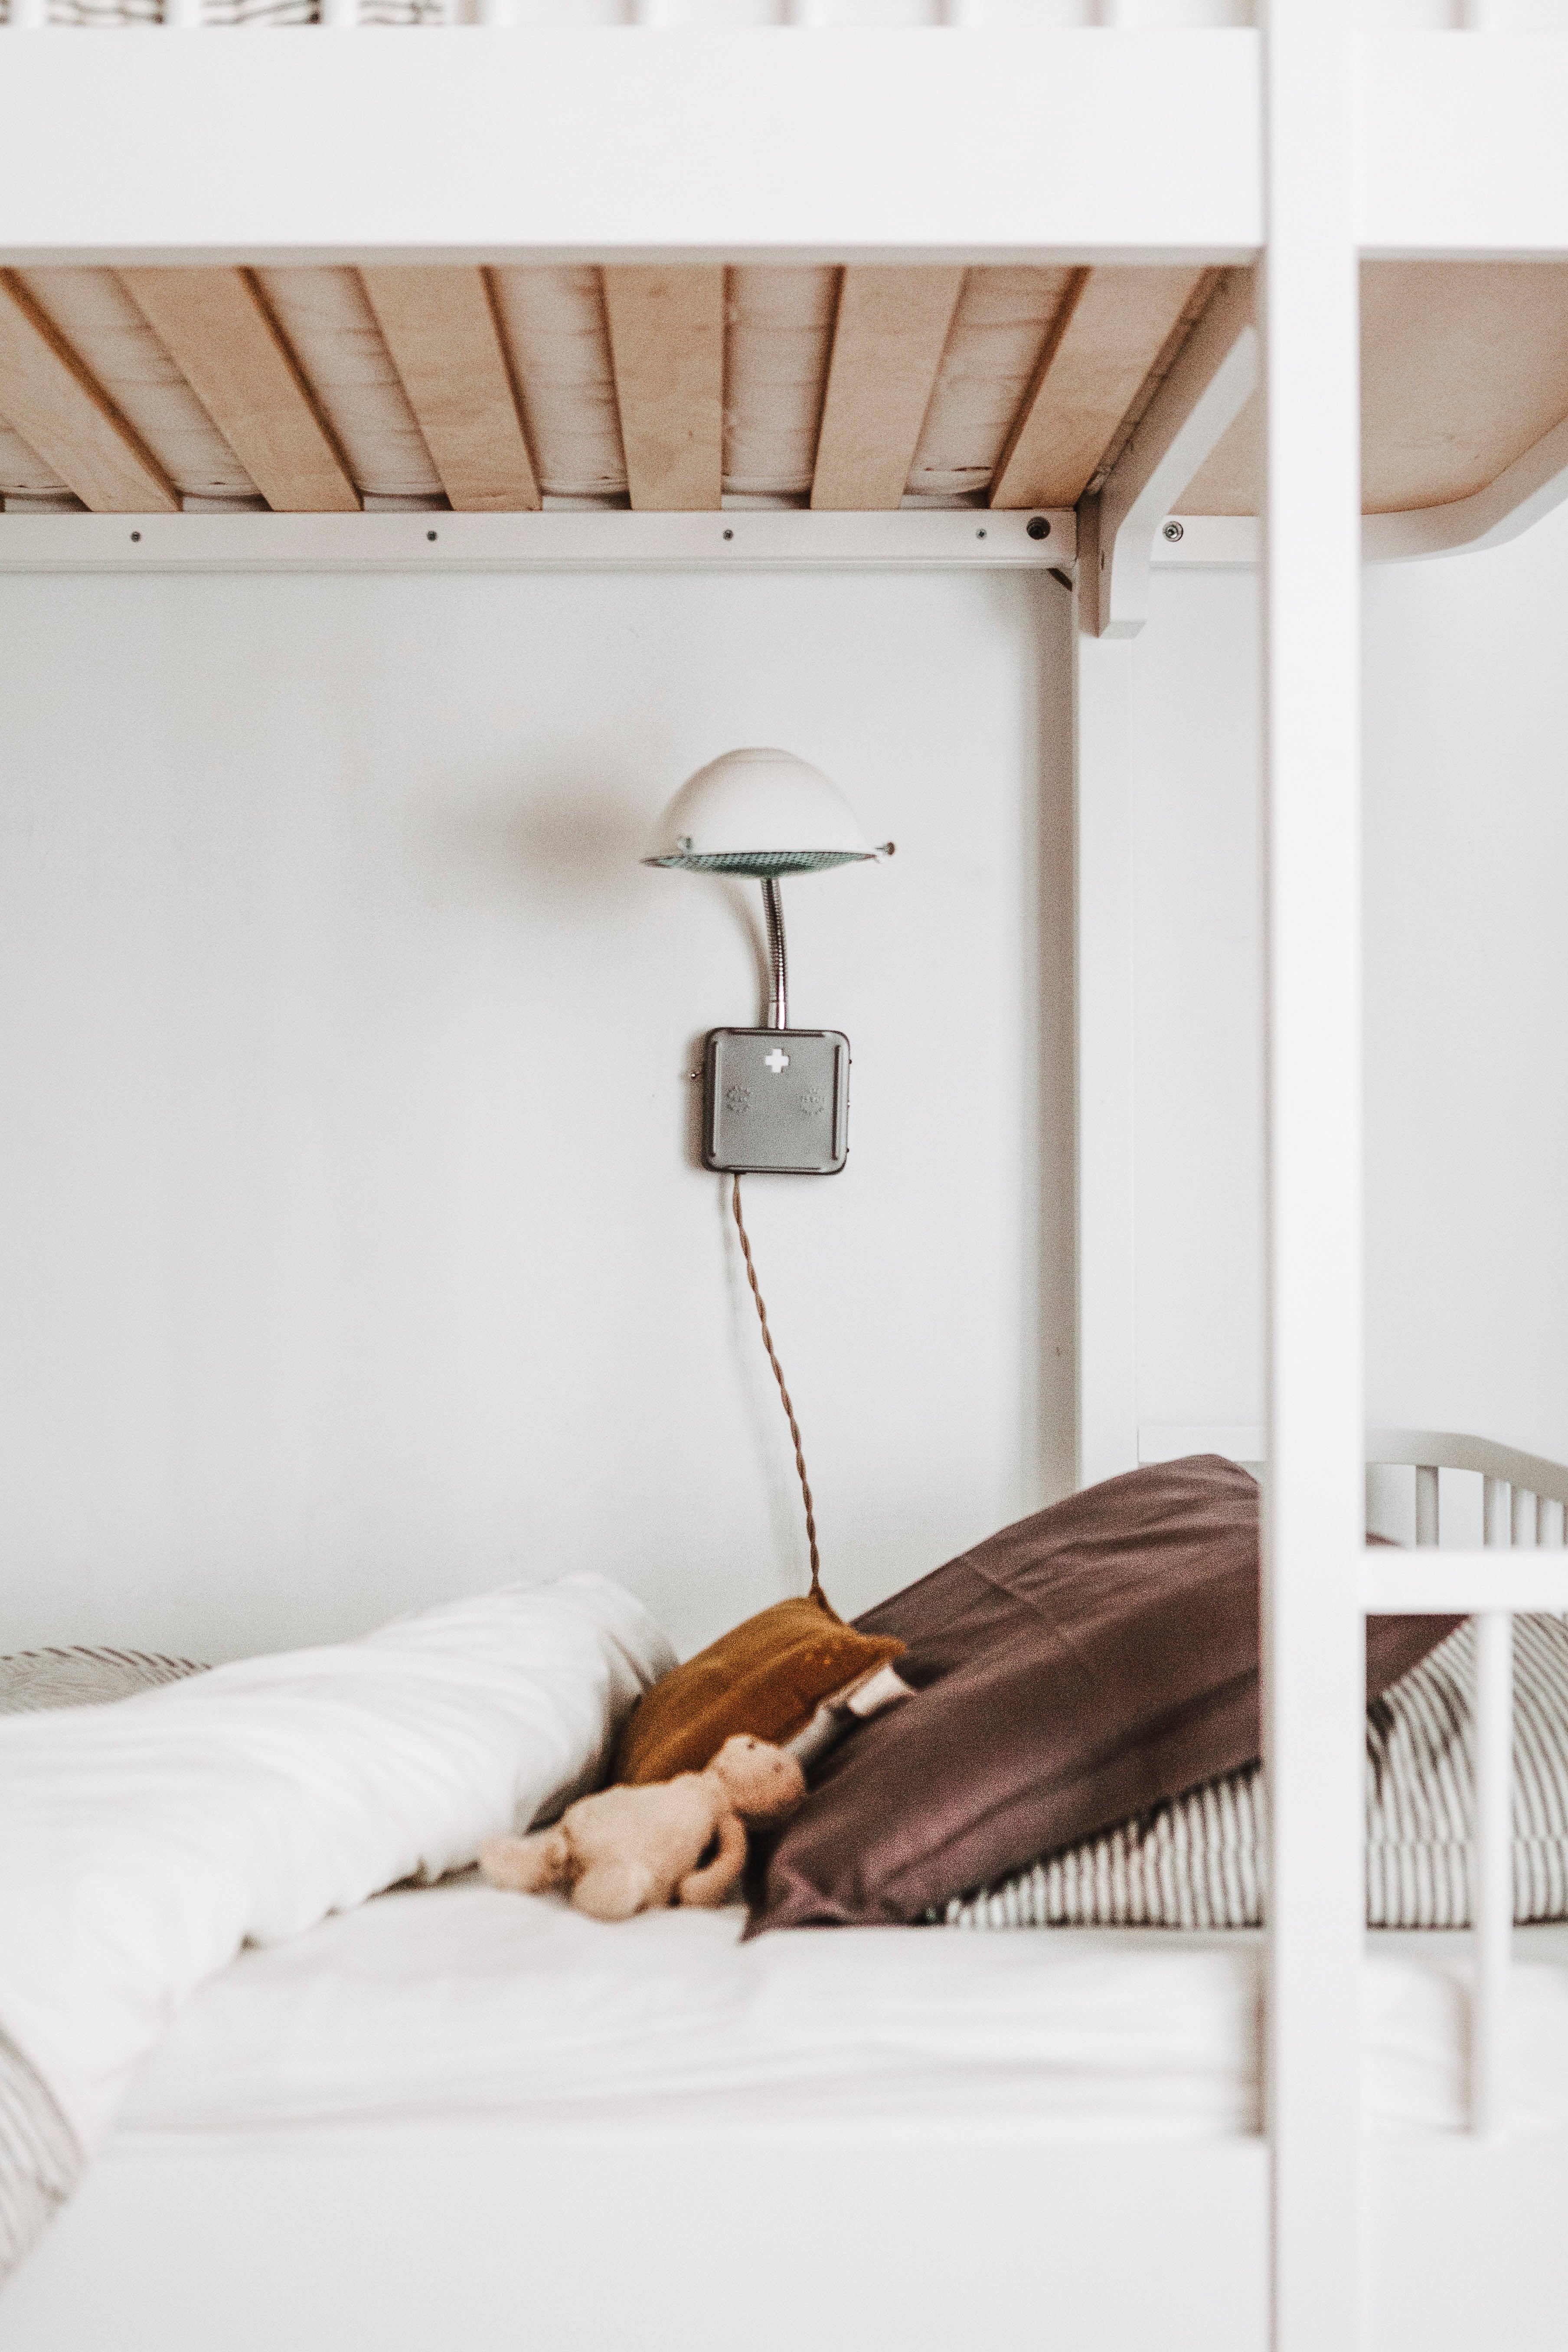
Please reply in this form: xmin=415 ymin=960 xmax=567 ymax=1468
xmin=13 ymin=507 xmax=1545 ymax=1669
xmin=1129 ymin=503 xmax=1568 ymax=1481
xmin=0 ymin=567 xmax=1074 ymax=1664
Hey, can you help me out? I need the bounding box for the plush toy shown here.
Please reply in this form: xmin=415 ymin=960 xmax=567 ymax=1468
xmin=478 ymin=1732 xmax=807 ymax=1922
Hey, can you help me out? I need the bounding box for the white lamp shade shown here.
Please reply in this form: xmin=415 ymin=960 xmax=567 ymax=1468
xmin=644 ymin=747 xmax=882 ymax=877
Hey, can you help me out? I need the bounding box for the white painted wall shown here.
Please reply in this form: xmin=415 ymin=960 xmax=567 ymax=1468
xmin=1129 ymin=502 xmax=1568 ymax=1492
xmin=0 ymin=568 xmax=1074 ymax=1664
xmin=12 ymin=507 xmax=1548 ymax=1669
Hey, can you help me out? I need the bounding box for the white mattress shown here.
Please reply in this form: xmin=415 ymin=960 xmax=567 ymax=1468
xmin=111 ymin=1881 xmax=1568 ymax=2147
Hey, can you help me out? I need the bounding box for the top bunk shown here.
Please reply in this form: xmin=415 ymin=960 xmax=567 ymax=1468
xmin=2 ymin=6 xmax=1568 ymax=582
xmin=2 ymin=252 xmax=1566 ymax=592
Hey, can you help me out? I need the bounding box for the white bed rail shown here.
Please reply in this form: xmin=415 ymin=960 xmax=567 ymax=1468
xmin=1142 ymin=1422 xmax=1568 ymax=2140
xmin=1362 ymin=1435 xmax=1568 ymax=2142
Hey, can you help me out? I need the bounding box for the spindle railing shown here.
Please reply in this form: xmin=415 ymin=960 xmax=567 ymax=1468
xmin=1140 ymin=1424 xmax=1568 ymax=2136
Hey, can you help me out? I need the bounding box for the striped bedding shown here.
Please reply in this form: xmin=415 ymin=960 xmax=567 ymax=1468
xmin=0 ymin=1649 xmax=209 ymax=2277
xmin=0 ymin=1646 xmax=207 ymax=1716
xmin=943 ymin=1616 xmax=1568 ymax=1931
xmin=0 ymin=2034 xmax=78 ymax=2291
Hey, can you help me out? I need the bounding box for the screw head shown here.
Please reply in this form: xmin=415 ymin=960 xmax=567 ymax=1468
xmin=722 ymin=528 xmax=734 ymax=541
xmin=130 ymin=531 xmax=142 ymax=543
xmin=1163 ymin=519 xmax=1185 ymax=542
xmin=1026 ymin=515 xmax=1050 ymax=541
xmin=427 ymin=529 xmax=438 ymax=542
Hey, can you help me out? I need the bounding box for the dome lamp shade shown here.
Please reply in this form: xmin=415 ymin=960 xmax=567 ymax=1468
xmin=643 ymin=747 xmax=890 ymax=878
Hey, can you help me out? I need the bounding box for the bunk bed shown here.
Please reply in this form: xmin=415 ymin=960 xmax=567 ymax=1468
xmin=3 ymin=6 xmax=1568 ymax=2349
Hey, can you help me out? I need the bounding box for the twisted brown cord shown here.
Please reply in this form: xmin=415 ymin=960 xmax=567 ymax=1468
xmin=730 ymin=1175 xmax=834 ymax=1617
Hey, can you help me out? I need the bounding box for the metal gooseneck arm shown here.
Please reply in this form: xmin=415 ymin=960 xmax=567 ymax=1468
xmin=761 ymin=877 xmax=788 ymax=1030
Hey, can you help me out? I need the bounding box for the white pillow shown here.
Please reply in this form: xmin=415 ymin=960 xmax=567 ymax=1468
xmin=0 ymin=1575 xmax=675 ymax=2164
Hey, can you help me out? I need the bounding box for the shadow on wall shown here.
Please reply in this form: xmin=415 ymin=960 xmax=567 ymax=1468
xmin=424 ymin=773 xmax=649 ymax=914
xmin=426 ymin=769 xmax=776 ymax=1013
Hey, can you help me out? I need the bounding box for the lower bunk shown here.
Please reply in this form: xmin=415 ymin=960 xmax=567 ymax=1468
xmin=7 ymin=1883 xmax=1568 ymax=2352
xmin=5 ymin=1437 xmax=1568 ymax=2349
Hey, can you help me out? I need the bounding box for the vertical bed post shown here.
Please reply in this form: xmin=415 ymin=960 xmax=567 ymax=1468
xmin=1072 ymin=614 xmax=1139 ymax=1490
xmin=1261 ymin=4 xmax=1364 ymax=2347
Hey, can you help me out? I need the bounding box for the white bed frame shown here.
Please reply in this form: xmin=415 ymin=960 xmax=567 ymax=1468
xmin=5 ymin=9 xmax=1568 ymax=2348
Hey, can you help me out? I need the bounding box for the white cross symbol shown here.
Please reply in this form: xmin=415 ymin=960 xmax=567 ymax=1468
xmin=764 ymin=1048 xmax=790 ymax=1075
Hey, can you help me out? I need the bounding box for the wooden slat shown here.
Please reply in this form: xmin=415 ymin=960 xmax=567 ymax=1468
xmin=600 ymin=268 xmax=723 ymax=512
xmin=810 ymin=267 xmax=966 ymax=512
xmin=1179 ymin=262 xmax=1568 ymax=519
xmin=121 ymin=269 xmax=359 ymax=515
xmin=990 ymin=266 xmax=1206 ymax=510
xmin=1362 ymin=259 xmax=1568 ymax=513
xmin=0 ymin=273 xmax=178 ymax=514
xmin=359 ymin=267 xmax=539 ymax=514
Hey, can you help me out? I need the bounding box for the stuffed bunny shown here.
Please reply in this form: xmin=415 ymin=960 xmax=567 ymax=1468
xmin=478 ymin=1731 xmax=807 ymax=1922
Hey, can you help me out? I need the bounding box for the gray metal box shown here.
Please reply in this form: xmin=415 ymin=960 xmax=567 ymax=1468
xmin=702 ymin=1028 xmax=850 ymax=1175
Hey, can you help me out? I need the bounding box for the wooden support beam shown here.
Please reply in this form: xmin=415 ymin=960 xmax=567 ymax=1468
xmin=0 ymin=273 xmax=178 ymax=514
xmin=810 ymin=267 xmax=966 ymax=512
xmin=599 ymin=268 xmax=723 ymax=513
xmin=991 ymin=266 xmax=1206 ymax=511
xmin=121 ymin=269 xmax=359 ymax=515
xmin=359 ymin=268 xmax=539 ymax=514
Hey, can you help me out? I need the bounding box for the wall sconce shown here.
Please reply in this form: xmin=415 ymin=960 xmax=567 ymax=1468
xmin=645 ymin=747 xmax=890 ymax=1176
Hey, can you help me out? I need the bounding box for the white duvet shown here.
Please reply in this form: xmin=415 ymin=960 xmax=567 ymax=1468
xmin=0 ymin=1578 xmax=674 ymax=2166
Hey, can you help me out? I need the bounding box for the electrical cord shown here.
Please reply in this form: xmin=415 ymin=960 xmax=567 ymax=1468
xmin=729 ymin=1175 xmax=834 ymax=1618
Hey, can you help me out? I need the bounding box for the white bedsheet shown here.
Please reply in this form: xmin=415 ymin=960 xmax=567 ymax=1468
xmin=0 ymin=1578 xmax=673 ymax=2166
xmin=113 ymin=1882 xmax=1568 ymax=2145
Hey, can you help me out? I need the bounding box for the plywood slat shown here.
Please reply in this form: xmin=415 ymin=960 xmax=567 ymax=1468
xmin=1362 ymin=258 xmax=1568 ymax=514
xmin=1180 ymin=262 xmax=1568 ymax=520
xmin=121 ymin=269 xmax=359 ymax=515
xmin=600 ymin=268 xmax=724 ymax=513
xmin=991 ymin=267 xmax=1206 ymax=511
xmin=0 ymin=273 xmax=178 ymax=515
xmin=359 ymin=268 xmax=539 ymax=514
xmin=811 ymin=266 xmax=966 ymax=513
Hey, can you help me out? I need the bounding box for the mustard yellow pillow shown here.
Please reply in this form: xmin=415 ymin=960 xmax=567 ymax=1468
xmin=614 ymin=1598 xmax=906 ymax=1787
